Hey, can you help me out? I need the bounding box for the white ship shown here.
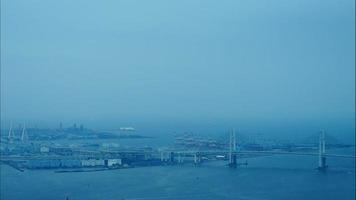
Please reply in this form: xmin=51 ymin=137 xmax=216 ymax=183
xmin=119 ymin=127 xmax=135 ymax=131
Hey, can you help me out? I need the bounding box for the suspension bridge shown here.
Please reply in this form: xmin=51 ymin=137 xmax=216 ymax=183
xmin=159 ymin=130 xmax=355 ymax=170
xmin=1 ymin=127 xmax=355 ymax=171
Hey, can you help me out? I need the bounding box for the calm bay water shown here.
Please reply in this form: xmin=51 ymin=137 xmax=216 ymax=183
xmin=1 ymin=146 xmax=354 ymax=200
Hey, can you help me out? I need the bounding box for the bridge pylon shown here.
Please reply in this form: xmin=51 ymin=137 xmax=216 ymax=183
xmin=160 ymin=151 xmax=164 ymax=162
xmin=21 ymin=122 xmax=29 ymax=143
xmin=7 ymin=122 xmax=15 ymax=142
xmin=169 ymin=152 xmax=175 ymax=164
xmin=194 ymin=152 xmax=202 ymax=166
xmin=317 ymin=130 xmax=327 ymax=171
xmin=228 ymin=129 xmax=237 ymax=168
xmin=177 ymin=152 xmax=184 ymax=164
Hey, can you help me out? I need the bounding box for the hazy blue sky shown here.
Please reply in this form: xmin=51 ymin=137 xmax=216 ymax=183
xmin=1 ymin=0 xmax=355 ymax=129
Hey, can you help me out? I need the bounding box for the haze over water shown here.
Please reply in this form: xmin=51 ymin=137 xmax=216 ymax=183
xmin=0 ymin=0 xmax=355 ymax=200
xmin=1 ymin=0 xmax=355 ymax=138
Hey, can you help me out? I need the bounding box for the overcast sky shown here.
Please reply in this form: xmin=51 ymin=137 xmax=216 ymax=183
xmin=1 ymin=0 xmax=355 ymax=129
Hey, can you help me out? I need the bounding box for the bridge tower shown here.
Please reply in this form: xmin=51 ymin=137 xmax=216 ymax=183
xmin=21 ymin=122 xmax=29 ymax=143
xmin=177 ymin=152 xmax=183 ymax=164
xmin=160 ymin=151 xmax=164 ymax=162
xmin=160 ymin=151 xmax=170 ymax=162
xmin=193 ymin=152 xmax=202 ymax=166
xmin=169 ymin=151 xmax=175 ymax=164
xmin=7 ymin=122 xmax=15 ymax=142
xmin=318 ymin=130 xmax=327 ymax=170
xmin=228 ymin=129 xmax=237 ymax=168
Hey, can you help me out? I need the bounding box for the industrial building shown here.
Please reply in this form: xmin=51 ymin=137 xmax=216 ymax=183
xmin=26 ymin=158 xmax=122 ymax=169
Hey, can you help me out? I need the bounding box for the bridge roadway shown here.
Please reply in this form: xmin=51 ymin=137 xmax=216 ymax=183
xmin=1 ymin=149 xmax=355 ymax=161
xmin=172 ymin=150 xmax=356 ymax=158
